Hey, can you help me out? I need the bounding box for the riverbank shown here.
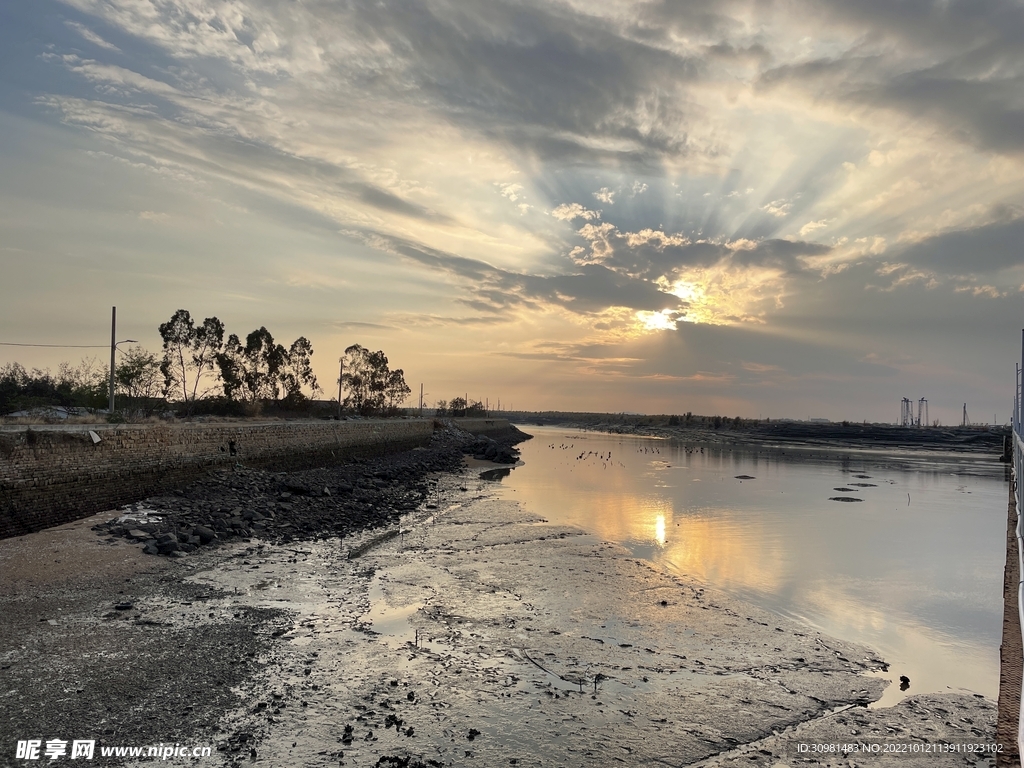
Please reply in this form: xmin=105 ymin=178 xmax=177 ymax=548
xmin=0 ymin=451 xmax=1001 ymax=767
xmin=511 ymin=414 xmax=1009 ymax=462
xmin=0 ymin=417 xmax=517 ymax=540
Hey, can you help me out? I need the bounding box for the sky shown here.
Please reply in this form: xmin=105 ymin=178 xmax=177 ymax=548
xmin=1 ymin=0 xmax=1023 ymax=424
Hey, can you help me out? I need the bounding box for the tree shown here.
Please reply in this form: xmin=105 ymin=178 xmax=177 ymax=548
xmin=384 ymin=369 xmax=411 ymax=415
xmin=434 ymin=399 xmax=448 ymax=416
xmin=449 ymin=396 xmax=467 ymax=417
xmin=341 ymin=344 xmax=409 ymax=416
xmin=218 ymin=329 xmax=321 ymax=407
xmin=0 ymin=359 xmax=106 ymax=414
xmin=115 ymin=346 xmax=162 ymax=416
xmin=218 ymin=327 xmax=287 ymax=405
xmin=56 ymin=358 xmax=107 ymax=408
xmin=158 ymin=310 xmax=225 ymax=414
xmin=280 ymin=336 xmax=320 ymax=403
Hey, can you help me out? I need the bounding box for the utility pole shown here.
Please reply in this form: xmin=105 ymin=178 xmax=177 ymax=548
xmin=108 ymin=307 xmax=116 ymax=413
xmin=342 ymin=360 xmax=350 ymax=421
xmin=419 ymin=383 xmax=423 ymax=417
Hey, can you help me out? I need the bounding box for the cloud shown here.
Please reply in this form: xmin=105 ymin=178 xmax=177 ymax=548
xmin=569 ymin=222 xmax=829 ymax=281
xmin=3 ymin=0 xmax=1022 ymax=421
xmin=362 ymin=231 xmax=680 ymax=317
xmin=500 ymin=182 xmax=524 ymax=201
xmin=761 ymin=199 xmax=792 ymax=218
xmin=756 ymin=1 xmax=1024 ymax=157
xmin=896 ymin=216 xmax=1024 ymax=274
xmin=64 ymin=21 xmax=121 ymax=52
xmin=332 ymin=320 xmax=395 ymax=330
xmin=551 ymin=203 xmax=600 ymax=222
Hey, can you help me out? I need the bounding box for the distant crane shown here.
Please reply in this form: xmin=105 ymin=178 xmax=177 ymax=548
xmin=900 ymin=397 xmax=928 ymax=427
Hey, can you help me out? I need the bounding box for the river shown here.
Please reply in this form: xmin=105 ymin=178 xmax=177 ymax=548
xmin=494 ymin=425 xmax=1008 ymax=708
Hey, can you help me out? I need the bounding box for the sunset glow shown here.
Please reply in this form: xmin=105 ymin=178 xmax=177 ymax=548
xmin=2 ymin=0 xmax=1022 ymax=420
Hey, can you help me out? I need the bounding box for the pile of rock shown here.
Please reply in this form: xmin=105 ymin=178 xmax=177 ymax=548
xmin=93 ymin=424 xmax=529 ymax=556
xmin=464 ymin=434 xmax=519 ymax=464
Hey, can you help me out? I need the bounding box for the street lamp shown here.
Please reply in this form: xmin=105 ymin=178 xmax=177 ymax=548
xmin=107 ymin=306 xmax=137 ymax=414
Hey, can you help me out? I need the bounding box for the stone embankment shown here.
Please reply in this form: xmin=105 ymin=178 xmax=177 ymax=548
xmin=92 ymin=424 xmax=527 ymax=557
xmin=0 ymin=417 xmax=517 ymax=540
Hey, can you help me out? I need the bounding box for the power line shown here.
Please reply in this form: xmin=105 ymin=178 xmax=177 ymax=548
xmin=0 ymin=342 xmax=110 ymax=348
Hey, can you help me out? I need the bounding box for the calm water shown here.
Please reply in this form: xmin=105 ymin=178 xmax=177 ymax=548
xmin=495 ymin=425 xmax=1009 ymax=707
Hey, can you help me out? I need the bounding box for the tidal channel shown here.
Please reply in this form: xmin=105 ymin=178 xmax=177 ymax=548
xmin=494 ymin=425 xmax=1008 ymax=708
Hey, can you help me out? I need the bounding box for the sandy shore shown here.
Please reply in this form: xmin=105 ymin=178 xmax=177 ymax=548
xmin=0 ymin=465 xmax=1000 ymax=767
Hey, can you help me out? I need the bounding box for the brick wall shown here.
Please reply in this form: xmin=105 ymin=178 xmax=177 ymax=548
xmin=0 ymin=418 xmax=512 ymax=539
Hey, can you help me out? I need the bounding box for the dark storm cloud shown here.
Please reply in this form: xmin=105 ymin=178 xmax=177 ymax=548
xmin=863 ymin=70 xmax=1024 ymax=157
xmin=896 ymin=216 xmax=1024 ymax=275
xmin=573 ymin=224 xmax=830 ymax=281
xmin=352 ymin=183 xmax=453 ymax=223
xmin=379 ymin=233 xmax=680 ymax=315
xmin=811 ymin=0 xmax=1024 ymax=54
xmin=629 ymin=0 xmax=748 ymax=42
xmin=729 ymin=239 xmax=831 ymax=269
xmin=758 ymin=0 xmax=1024 ymax=156
xmin=342 ymin=0 xmax=705 ymax=163
xmin=532 ymin=320 xmax=900 ymax=382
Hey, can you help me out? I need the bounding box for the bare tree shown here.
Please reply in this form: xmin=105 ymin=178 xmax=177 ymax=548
xmin=158 ymin=309 xmax=225 ymax=414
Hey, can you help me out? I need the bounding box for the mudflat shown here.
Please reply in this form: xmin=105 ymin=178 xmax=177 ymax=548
xmin=0 ymin=465 xmax=998 ymax=767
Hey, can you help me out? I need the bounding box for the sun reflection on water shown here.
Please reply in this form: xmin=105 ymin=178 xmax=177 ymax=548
xmin=499 ymin=426 xmax=1006 ymax=702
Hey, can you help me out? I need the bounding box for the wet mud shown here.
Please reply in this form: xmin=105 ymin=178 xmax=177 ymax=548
xmin=192 ymin=470 xmax=996 ymax=767
xmin=0 ymin=461 xmax=998 ymax=767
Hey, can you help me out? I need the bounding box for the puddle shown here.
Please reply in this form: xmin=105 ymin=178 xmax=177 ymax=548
xmin=115 ymin=508 xmax=163 ymax=524
xmin=194 ymin=469 xmax=995 ymax=767
xmin=480 ymin=467 xmax=513 ymax=481
xmin=362 ymin=573 xmax=424 ymax=648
